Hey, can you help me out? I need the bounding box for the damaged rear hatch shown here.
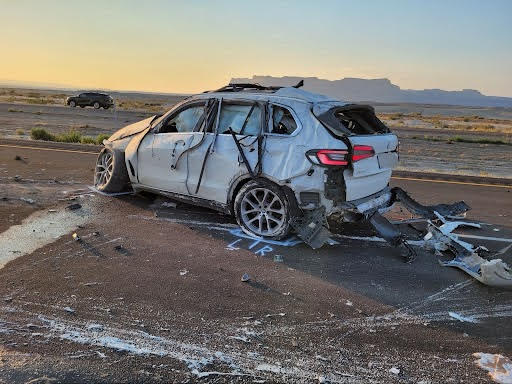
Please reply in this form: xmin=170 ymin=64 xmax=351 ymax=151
xmin=313 ymin=103 xmax=398 ymax=201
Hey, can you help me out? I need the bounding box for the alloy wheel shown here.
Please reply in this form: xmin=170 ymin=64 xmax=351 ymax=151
xmin=240 ymin=187 xmax=286 ymax=236
xmin=94 ymin=150 xmax=113 ymax=188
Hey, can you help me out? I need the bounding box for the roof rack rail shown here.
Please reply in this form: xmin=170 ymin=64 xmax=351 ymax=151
xmin=212 ymin=80 xmax=304 ymax=93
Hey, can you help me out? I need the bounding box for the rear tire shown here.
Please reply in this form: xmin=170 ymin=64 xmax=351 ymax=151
xmin=103 ymin=105 xmax=109 ymax=110
xmin=94 ymin=148 xmax=129 ymax=193
xmin=93 ymin=102 xmax=100 ymax=109
xmin=234 ymin=179 xmax=291 ymax=240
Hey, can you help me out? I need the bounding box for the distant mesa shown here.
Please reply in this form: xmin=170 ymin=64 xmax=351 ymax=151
xmin=231 ymin=76 xmax=512 ymax=107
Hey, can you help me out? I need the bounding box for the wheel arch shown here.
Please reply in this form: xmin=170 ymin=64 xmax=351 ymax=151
xmin=227 ymin=175 xmax=300 ymax=216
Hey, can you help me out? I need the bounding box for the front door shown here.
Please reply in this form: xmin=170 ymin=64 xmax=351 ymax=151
xmin=137 ymin=101 xmax=209 ymax=194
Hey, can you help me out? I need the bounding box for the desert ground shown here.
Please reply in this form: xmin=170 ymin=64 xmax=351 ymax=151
xmin=1 ymin=88 xmax=511 ymax=383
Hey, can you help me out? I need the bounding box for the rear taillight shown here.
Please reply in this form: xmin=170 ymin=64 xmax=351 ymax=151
xmin=306 ymin=149 xmax=348 ymax=166
xmin=316 ymin=149 xmax=349 ymax=165
xmin=306 ymin=145 xmax=375 ymax=167
xmin=352 ymin=145 xmax=375 ymax=162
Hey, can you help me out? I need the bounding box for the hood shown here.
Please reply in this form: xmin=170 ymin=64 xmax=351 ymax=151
xmin=108 ymin=116 xmax=155 ymax=142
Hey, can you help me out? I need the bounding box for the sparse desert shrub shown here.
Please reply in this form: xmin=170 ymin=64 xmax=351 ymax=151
xmin=15 ymin=129 xmax=24 ymax=135
xmin=31 ymin=127 xmax=55 ymax=141
xmin=8 ymin=108 xmax=20 ymax=113
xmin=56 ymin=130 xmax=82 ymax=143
xmin=80 ymin=136 xmax=96 ymax=144
xmin=95 ymin=134 xmax=110 ymax=144
xmin=26 ymin=98 xmax=48 ymax=105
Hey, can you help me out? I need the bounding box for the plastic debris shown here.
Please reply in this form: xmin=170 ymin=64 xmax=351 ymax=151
xmin=179 ymin=269 xmax=188 ymax=276
xmin=273 ymin=254 xmax=284 ymax=263
xmin=20 ymin=197 xmax=35 ymax=204
xmin=72 ymin=233 xmax=80 ymax=242
xmin=161 ymin=201 xmax=177 ymax=208
xmin=389 ymin=367 xmax=400 ymax=375
xmin=241 ymin=273 xmax=250 ymax=282
xmin=473 ymin=353 xmax=512 ymax=384
xmin=63 ymin=306 xmax=75 ymax=313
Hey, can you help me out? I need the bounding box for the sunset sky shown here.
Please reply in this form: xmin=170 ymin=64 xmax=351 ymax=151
xmin=1 ymin=0 xmax=511 ymax=96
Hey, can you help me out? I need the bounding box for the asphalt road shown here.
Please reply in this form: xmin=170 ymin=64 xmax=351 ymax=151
xmin=0 ymin=143 xmax=511 ymax=383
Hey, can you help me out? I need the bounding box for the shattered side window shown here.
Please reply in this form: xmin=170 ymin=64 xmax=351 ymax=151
xmin=218 ymin=103 xmax=262 ymax=135
xmin=160 ymin=105 xmax=204 ymax=133
xmin=271 ymin=106 xmax=297 ymax=135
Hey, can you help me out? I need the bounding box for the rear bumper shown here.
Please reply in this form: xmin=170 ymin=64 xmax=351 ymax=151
xmin=292 ymin=186 xmax=470 ymax=258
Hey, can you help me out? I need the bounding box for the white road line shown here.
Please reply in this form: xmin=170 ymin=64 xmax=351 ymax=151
xmin=456 ymin=234 xmax=512 ymax=243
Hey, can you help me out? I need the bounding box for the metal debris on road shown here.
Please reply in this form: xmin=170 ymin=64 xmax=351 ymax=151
xmin=423 ymin=214 xmax=512 ymax=288
xmin=63 ymin=306 xmax=75 ymax=313
xmin=241 ymin=273 xmax=250 ymax=282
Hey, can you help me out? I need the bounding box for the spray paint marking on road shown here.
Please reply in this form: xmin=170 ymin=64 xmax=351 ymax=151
xmin=226 ymin=228 xmax=302 ymax=256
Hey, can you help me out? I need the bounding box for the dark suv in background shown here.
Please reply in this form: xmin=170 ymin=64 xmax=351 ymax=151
xmin=66 ymin=92 xmax=114 ymax=109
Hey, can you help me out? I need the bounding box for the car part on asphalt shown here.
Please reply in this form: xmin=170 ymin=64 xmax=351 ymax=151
xmin=422 ymin=218 xmax=512 ymax=288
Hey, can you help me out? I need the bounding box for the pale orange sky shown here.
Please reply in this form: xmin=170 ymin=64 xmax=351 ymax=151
xmin=1 ymin=0 xmax=511 ymax=96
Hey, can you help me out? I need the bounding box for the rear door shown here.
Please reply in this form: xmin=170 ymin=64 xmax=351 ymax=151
xmin=77 ymin=93 xmax=89 ymax=107
xmin=187 ymin=98 xmax=262 ymax=203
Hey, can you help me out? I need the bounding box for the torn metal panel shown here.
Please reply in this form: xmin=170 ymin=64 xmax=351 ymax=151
xmin=424 ymin=218 xmax=512 ymax=288
xmin=392 ymin=188 xmax=470 ymax=219
xmin=440 ymin=255 xmax=512 ymax=288
xmin=289 ymin=207 xmax=331 ymax=249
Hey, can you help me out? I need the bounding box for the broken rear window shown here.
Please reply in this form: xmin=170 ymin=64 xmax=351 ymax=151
xmin=314 ymin=103 xmax=390 ymax=136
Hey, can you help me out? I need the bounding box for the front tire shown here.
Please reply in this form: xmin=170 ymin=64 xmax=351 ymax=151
xmin=93 ymin=102 xmax=100 ymax=109
xmin=69 ymin=100 xmax=76 ymax=107
xmin=234 ymin=179 xmax=291 ymax=240
xmin=94 ymin=148 xmax=129 ymax=192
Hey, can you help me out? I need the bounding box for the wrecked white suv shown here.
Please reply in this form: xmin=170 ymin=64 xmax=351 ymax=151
xmin=94 ymin=83 xmax=467 ymax=257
